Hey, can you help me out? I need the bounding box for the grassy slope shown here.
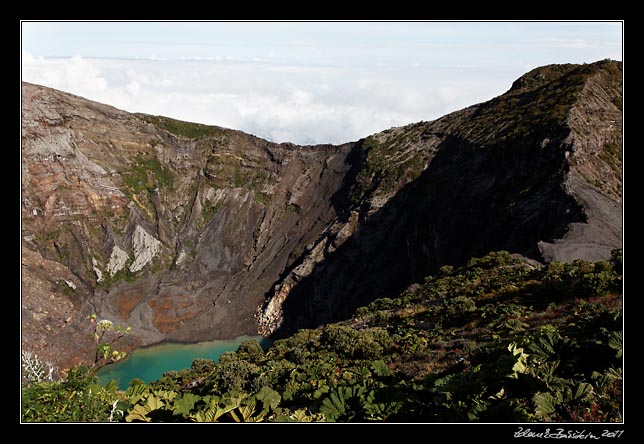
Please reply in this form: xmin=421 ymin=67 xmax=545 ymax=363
xmin=21 ymin=250 xmax=623 ymax=422
xmin=127 ymin=250 xmax=623 ymax=422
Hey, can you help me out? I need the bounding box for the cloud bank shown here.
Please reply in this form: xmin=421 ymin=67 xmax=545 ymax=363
xmin=22 ymin=52 xmax=515 ymax=145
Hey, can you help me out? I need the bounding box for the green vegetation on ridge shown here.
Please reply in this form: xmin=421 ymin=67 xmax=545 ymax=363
xmin=140 ymin=115 xmax=224 ymax=139
xmin=21 ymin=250 xmax=622 ymax=422
xmin=453 ymin=60 xmax=622 ymax=145
xmin=350 ymin=130 xmax=432 ymax=205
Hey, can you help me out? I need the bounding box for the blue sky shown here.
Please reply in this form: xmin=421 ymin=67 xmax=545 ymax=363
xmin=21 ymin=21 xmax=623 ymax=145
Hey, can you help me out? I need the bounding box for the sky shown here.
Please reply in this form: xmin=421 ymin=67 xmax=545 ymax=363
xmin=21 ymin=21 xmax=623 ymax=145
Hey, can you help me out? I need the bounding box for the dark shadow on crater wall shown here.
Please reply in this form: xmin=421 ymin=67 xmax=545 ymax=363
xmin=271 ymin=129 xmax=586 ymax=339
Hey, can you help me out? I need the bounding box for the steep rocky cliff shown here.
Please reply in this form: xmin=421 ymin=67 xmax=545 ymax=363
xmin=261 ymin=60 xmax=622 ymax=338
xmin=21 ymin=60 xmax=622 ymax=368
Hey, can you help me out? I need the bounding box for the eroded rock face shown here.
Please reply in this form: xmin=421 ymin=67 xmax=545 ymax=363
xmin=21 ymin=245 xmax=96 ymax=370
xmin=257 ymin=60 xmax=623 ymax=338
xmin=21 ymin=60 xmax=622 ymax=367
xmin=107 ymin=245 xmax=129 ymax=276
xmin=129 ymin=225 xmax=162 ymax=273
xmin=21 ymin=82 xmax=354 ymax=367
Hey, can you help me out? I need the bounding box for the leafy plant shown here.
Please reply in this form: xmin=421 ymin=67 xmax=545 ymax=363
xmin=320 ymin=386 xmax=368 ymax=421
xmin=22 ymin=365 xmax=123 ymax=422
xmin=88 ymin=314 xmax=131 ymax=371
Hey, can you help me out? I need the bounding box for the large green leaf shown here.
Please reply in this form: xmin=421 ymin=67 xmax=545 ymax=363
xmin=320 ymin=386 xmax=366 ymax=421
xmin=607 ymin=331 xmax=622 ymax=358
xmin=190 ymin=397 xmax=236 ymax=423
xmin=569 ymin=382 xmax=594 ymax=402
xmin=291 ymin=408 xmax=314 ymax=422
xmin=313 ymin=384 xmax=330 ymax=399
xmin=497 ymin=343 xmax=529 ymax=379
xmin=320 ymin=389 xmax=348 ymax=421
xmin=605 ymin=367 xmax=623 ymax=381
xmin=364 ymin=386 xmax=405 ymax=420
xmin=528 ymin=330 xmax=560 ymax=360
xmin=172 ymin=393 xmax=200 ymax=417
xmin=145 ymin=394 xmax=165 ymax=411
xmin=371 ymin=360 xmax=392 ymax=377
xmin=153 ymin=389 xmax=178 ymax=402
xmin=124 ymin=392 xmax=166 ymax=422
xmin=125 ymin=403 xmax=153 ymax=422
xmin=533 ymin=392 xmax=558 ymax=419
xmin=190 ymin=411 xmax=207 ymax=423
xmin=509 ymin=343 xmax=529 ymax=376
xmin=475 ymin=400 xmax=530 ymax=422
xmin=503 ymin=318 xmax=528 ymax=332
xmin=255 ymin=386 xmax=281 ymax=412
xmin=124 ymin=383 xmax=148 ymax=404
xmin=467 ymin=401 xmax=489 ymax=421
xmin=230 ymin=401 xmax=264 ymax=423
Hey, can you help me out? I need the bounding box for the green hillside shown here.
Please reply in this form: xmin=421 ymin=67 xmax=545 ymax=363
xmin=21 ymin=250 xmax=622 ymax=422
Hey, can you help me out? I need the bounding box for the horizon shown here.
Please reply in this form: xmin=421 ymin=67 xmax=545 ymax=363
xmin=21 ymin=21 xmax=623 ymax=145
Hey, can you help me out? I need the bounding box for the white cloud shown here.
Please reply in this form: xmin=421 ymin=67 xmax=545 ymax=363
xmin=21 ymin=50 xmax=37 ymax=63
xmin=21 ymin=52 xmax=511 ymax=145
xmin=125 ymin=80 xmax=142 ymax=96
xmin=544 ymin=38 xmax=593 ymax=49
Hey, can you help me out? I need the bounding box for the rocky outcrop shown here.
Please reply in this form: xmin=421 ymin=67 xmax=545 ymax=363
xmin=538 ymin=61 xmax=622 ymax=262
xmin=129 ymin=225 xmax=163 ymax=273
xmin=21 ymin=60 xmax=622 ymax=368
xmin=107 ymin=245 xmax=129 ymax=276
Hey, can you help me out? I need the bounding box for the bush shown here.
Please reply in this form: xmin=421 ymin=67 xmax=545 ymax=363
xmin=237 ymin=340 xmax=265 ymax=362
xmin=610 ymin=249 xmax=622 ymax=275
xmin=191 ymin=358 xmax=215 ymax=373
xmin=579 ymin=271 xmax=617 ymax=298
xmin=321 ymin=325 xmax=394 ymax=360
xmin=208 ymin=359 xmax=261 ymax=393
xmin=439 ymin=265 xmax=454 ymax=276
xmin=22 ymin=366 xmax=121 ymax=422
xmin=444 ymin=296 xmax=477 ymax=317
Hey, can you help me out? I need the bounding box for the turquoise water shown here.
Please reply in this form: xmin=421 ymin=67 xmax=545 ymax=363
xmin=96 ymin=335 xmax=266 ymax=389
